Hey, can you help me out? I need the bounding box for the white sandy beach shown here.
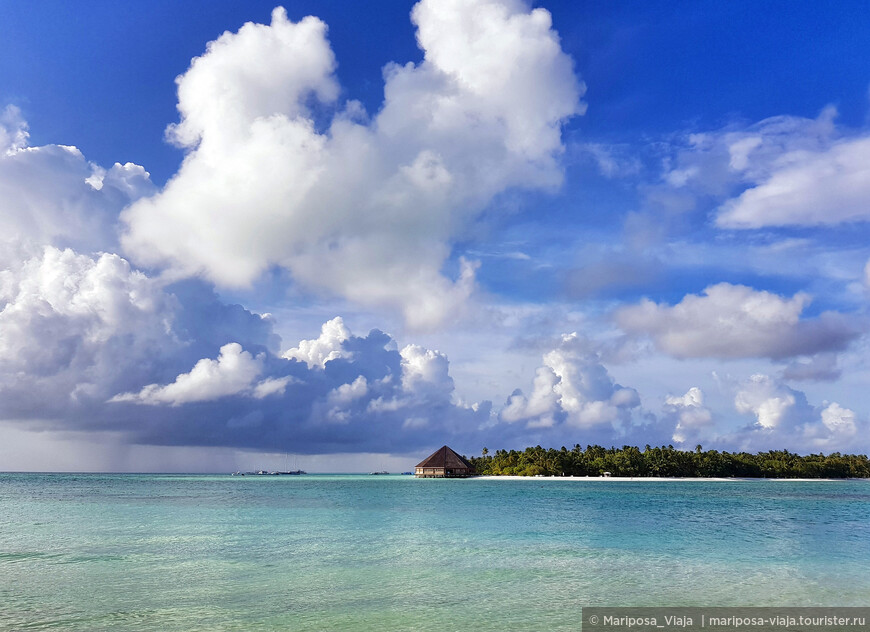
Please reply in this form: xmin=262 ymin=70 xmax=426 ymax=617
xmin=475 ymin=475 xmax=846 ymax=482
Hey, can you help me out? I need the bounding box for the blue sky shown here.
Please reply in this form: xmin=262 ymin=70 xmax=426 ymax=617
xmin=1 ymin=0 xmax=869 ymax=472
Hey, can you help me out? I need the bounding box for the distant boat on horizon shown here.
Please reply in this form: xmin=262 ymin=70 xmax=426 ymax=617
xmin=232 ymin=453 xmax=306 ymax=476
xmin=369 ymin=470 xmax=389 ymax=475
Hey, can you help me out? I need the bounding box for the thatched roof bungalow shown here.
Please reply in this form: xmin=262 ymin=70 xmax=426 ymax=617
xmin=415 ymin=445 xmax=476 ymax=478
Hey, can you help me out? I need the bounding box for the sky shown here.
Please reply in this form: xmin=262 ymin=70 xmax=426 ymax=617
xmin=1 ymin=0 xmax=869 ymax=472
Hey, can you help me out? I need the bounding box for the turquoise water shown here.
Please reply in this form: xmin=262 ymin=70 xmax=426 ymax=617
xmin=1 ymin=474 xmax=868 ymax=631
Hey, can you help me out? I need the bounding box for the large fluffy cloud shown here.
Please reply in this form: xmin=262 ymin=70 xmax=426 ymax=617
xmin=111 ymin=342 xmax=274 ymax=406
xmin=0 ymin=246 xmax=279 ymax=422
xmin=0 ymin=108 xmax=282 ymax=433
xmin=0 ymin=94 xmax=543 ymax=453
xmin=106 ymin=318 xmax=491 ymax=453
xmin=616 ymin=283 xmax=858 ymax=360
xmin=120 ymin=1 xmax=583 ymax=329
xmin=820 ymin=402 xmax=858 ymax=437
xmin=729 ymin=374 xmax=869 ymax=452
xmin=0 ymin=249 xmax=492 ymax=452
xmin=500 ymin=332 xmax=641 ymax=433
xmin=0 ymin=106 xmax=153 ymax=254
xmin=0 ymin=230 xmax=492 ymax=452
xmin=0 ymin=247 xmax=177 ymax=416
xmin=734 ymin=374 xmax=800 ymax=430
xmin=283 ymin=317 xmax=352 ymax=369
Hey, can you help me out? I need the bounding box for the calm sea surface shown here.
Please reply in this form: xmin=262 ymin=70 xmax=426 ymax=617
xmin=1 ymin=474 xmax=868 ymax=631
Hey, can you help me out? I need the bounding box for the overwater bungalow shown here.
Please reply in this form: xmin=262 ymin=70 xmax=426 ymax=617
xmin=415 ymin=445 xmax=476 ymax=478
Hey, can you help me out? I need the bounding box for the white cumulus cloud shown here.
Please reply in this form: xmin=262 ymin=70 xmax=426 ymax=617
xmin=616 ymin=283 xmax=857 ymax=360
xmin=110 ymin=342 xmax=267 ymax=406
xmin=283 ymin=316 xmax=352 ymax=369
xmin=734 ymin=374 xmax=796 ymax=430
xmin=399 ymin=344 xmax=453 ymax=399
xmin=500 ymin=332 xmax=640 ymax=430
xmin=0 ymin=247 xmax=175 ymax=400
xmin=0 ymin=107 xmax=153 ymax=254
xmin=722 ymin=374 xmax=865 ymax=453
xmin=820 ymin=402 xmax=858 ymax=436
xmin=664 ymin=387 xmax=713 ymax=445
xmin=0 ymin=241 xmax=283 ymax=425
xmin=120 ymin=0 xmax=583 ymax=329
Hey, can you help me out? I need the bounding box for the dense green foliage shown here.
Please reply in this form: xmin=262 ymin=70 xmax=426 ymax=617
xmin=466 ymin=445 xmax=870 ymax=478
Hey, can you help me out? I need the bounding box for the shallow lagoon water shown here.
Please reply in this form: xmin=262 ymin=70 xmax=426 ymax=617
xmin=1 ymin=474 xmax=868 ymax=631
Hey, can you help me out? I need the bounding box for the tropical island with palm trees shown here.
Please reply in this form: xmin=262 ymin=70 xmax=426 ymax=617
xmin=465 ymin=444 xmax=870 ymax=478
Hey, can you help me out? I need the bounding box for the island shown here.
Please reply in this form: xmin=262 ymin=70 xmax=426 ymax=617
xmin=463 ymin=444 xmax=870 ymax=478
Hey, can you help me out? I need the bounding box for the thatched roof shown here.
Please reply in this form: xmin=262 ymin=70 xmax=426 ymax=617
xmin=416 ymin=445 xmax=475 ymax=471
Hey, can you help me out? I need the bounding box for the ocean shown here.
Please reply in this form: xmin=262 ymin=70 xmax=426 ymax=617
xmin=1 ymin=474 xmax=868 ymax=631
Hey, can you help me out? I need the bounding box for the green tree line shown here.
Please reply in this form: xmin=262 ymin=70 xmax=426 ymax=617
xmin=466 ymin=444 xmax=870 ymax=478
